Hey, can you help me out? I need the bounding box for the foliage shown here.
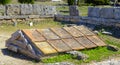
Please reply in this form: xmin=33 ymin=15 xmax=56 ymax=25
xmin=67 ymin=0 xmax=74 ymax=5
xmin=0 ymin=0 xmax=11 ymax=5
xmin=85 ymin=0 xmax=110 ymax=5
xmin=18 ymin=0 xmax=34 ymax=4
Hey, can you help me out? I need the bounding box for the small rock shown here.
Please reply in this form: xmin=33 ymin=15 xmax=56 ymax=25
xmin=102 ymin=31 xmax=112 ymax=35
xmin=66 ymin=51 xmax=89 ymax=60
xmin=94 ymin=30 xmax=99 ymax=35
xmin=107 ymin=45 xmax=119 ymax=51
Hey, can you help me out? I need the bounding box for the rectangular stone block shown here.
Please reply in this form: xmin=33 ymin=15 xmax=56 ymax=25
xmin=33 ymin=4 xmax=43 ymax=15
xmin=100 ymin=8 xmax=114 ymax=19
xmin=69 ymin=5 xmax=79 ymax=16
xmin=114 ymin=8 xmax=120 ymax=19
xmin=0 ymin=5 xmax=5 ymax=16
xmin=6 ymin=4 xmax=20 ymax=16
xmin=21 ymin=4 xmax=33 ymax=15
xmin=88 ymin=7 xmax=100 ymax=17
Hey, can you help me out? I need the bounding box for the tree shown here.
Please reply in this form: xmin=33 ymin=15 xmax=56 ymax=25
xmin=18 ymin=0 xmax=34 ymax=4
xmin=0 ymin=0 xmax=11 ymax=5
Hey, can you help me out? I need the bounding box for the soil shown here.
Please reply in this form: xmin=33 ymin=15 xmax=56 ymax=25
xmin=0 ymin=32 xmax=43 ymax=65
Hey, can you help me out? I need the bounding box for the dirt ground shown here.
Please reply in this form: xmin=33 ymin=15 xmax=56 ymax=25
xmin=0 ymin=32 xmax=44 ymax=65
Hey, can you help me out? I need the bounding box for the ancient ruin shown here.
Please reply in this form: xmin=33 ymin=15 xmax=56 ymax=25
xmin=6 ymin=26 xmax=106 ymax=60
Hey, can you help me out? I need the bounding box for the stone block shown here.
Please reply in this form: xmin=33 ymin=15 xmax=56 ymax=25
xmin=21 ymin=4 xmax=33 ymax=15
xmin=69 ymin=5 xmax=79 ymax=16
xmin=114 ymin=8 xmax=120 ymax=19
xmin=7 ymin=44 xmax=18 ymax=52
xmin=88 ymin=7 xmax=100 ymax=17
xmin=14 ymin=15 xmax=28 ymax=19
xmin=33 ymin=4 xmax=43 ymax=15
xmin=6 ymin=4 xmax=20 ymax=16
xmin=100 ymin=8 xmax=114 ymax=19
xmin=0 ymin=5 xmax=5 ymax=16
xmin=28 ymin=15 xmax=40 ymax=18
xmin=100 ymin=18 xmax=116 ymax=26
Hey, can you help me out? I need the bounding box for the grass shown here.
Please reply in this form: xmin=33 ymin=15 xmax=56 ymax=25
xmin=41 ymin=32 xmax=120 ymax=64
xmin=0 ymin=19 xmax=64 ymax=34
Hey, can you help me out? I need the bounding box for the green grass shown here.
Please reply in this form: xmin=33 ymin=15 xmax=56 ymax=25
xmin=42 ymin=54 xmax=72 ymax=63
xmin=0 ymin=19 xmax=64 ymax=34
xmin=41 ymin=32 xmax=120 ymax=64
xmin=42 ymin=46 xmax=120 ymax=65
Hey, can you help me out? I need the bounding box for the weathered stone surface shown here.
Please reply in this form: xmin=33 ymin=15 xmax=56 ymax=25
xmin=69 ymin=5 xmax=79 ymax=16
xmin=28 ymin=15 xmax=39 ymax=18
xmin=114 ymin=8 xmax=120 ymax=19
xmin=100 ymin=8 xmax=114 ymax=19
xmin=0 ymin=5 xmax=5 ymax=16
xmin=88 ymin=7 xmax=100 ymax=17
xmin=33 ymin=4 xmax=43 ymax=15
xmin=6 ymin=43 xmax=18 ymax=52
xmin=66 ymin=51 xmax=88 ymax=60
xmin=100 ymin=19 xmax=117 ymax=26
xmin=21 ymin=4 xmax=33 ymax=15
xmin=42 ymin=6 xmax=56 ymax=16
xmin=107 ymin=45 xmax=119 ymax=51
xmin=6 ymin=4 xmax=20 ymax=16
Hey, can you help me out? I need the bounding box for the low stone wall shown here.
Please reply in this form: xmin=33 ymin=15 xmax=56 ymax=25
xmin=55 ymin=7 xmax=120 ymax=27
xmin=0 ymin=4 xmax=56 ymax=20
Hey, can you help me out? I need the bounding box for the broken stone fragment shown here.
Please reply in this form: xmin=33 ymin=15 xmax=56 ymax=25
xmin=107 ymin=45 xmax=119 ymax=51
xmin=66 ymin=51 xmax=89 ymax=60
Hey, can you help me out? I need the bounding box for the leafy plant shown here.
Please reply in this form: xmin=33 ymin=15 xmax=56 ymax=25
xmin=0 ymin=0 xmax=11 ymax=5
xmin=18 ymin=0 xmax=34 ymax=4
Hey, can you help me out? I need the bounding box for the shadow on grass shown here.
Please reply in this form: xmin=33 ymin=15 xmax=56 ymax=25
xmin=1 ymin=48 xmax=40 ymax=62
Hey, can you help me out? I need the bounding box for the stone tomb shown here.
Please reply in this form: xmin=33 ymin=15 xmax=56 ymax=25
xmin=6 ymin=26 xmax=106 ymax=60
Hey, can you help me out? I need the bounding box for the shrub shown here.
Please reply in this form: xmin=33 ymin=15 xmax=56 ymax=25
xmin=0 ymin=0 xmax=11 ymax=5
xmin=18 ymin=0 xmax=34 ymax=4
xmin=85 ymin=0 xmax=110 ymax=5
xmin=67 ymin=0 xmax=74 ymax=5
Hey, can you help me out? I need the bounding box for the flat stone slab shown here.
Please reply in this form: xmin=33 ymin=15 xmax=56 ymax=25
xmin=87 ymin=36 xmax=106 ymax=46
xmin=50 ymin=28 xmax=72 ymax=39
xmin=75 ymin=37 xmax=97 ymax=48
xmin=48 ymin=40 xmax=72 ymax=52
xmin=39 ymin=29 xmax=60 ymax=40
xmin=63 ymin=38 xmax=85 ymax=50
xmin=34 ymin=42 xmax=57 ymax=55
xmin=74 ymin=26 xmax=95 ymax=36
xmin=63 ymin=27 xmax=84 ymax=37
xmin=22 ymin=29 xmax=45 ymax=42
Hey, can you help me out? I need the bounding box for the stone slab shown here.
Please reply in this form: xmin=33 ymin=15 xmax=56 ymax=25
xmin=48 ymin=40 xmax=72 ymax=52
xmin=22 ymin=29 xmax=45 ymax=42
xmin=63 ymin=38 xmax=85 ymax=50
xmin=50 ymin=28 xmax=72 ymax=39
xmin=75 ymin=37 xmax=97 ymax=48
xmin=21 ymin=4 xmax=33 ymax=15
xmin=34 ymin=42 xmax=57 ymax=55
xmin=0 ymin=5 xmax=5 ymax=16
xmin=6 ymin=4 xmax=20 ymax=16
xmin=74 ymin=26 xmax=95 ymax=36
xmin=87 ymin=36 xmax=106 ymax=46
xmin=33 ymin=4 xmax=43 ymax=15
xmin=39 ymin=29 xmax=60 ymax=40
xmin=100 ymin=8 xmax=114 ymax=19
xmin=63 ymin=27 xmax=84 ymax=37
xmin=88 ymin=7 xmax=100 ymax=17
xmin=114 ymin=8 xmax=120 ymax=19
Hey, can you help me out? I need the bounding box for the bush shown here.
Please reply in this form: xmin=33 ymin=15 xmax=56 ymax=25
xmin=67 ymin=0 xmax=74 ymax=5
xmin=85 ymin=0 xmax=110 ymax=5
xmin=0 ymin=0 xmax=11 ymax=5
xmin=18 ymin=0 xmax=34 ymax=4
